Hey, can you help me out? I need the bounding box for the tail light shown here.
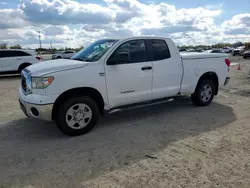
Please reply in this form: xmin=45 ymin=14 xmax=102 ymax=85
xmin=225 ymin=58 xmax=231 ymax=67
xmin=36 ymin=56 xmax=43 ymax=61
xmin=225 ymin=58 xmax=231 ymax=72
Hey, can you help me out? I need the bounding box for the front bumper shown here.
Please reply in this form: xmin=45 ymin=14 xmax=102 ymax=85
xmin=19 ymin=98 xmax=53 ymax=121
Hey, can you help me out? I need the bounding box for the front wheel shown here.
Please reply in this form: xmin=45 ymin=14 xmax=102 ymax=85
xmin=191 ymin=79 xmax=215 ymax=106
xmin=55 ymin=96 xmax=100 ymax=136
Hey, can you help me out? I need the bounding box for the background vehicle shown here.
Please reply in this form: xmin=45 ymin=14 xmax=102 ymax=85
xmin=0 ymin=49 xmax=41 ymax=73
xmin=19 ymin=37 xmax=230 ymax=136
xmin=243 ymin=51 xmax=250 ymax=59
xmin=203 ymin=49 xmax=224 ymax=53
xmin=221 ymin=47 xmax=233 ymax=53
xmin=233 ymin=46 xmax=245 ymax=56
xmin=52 ymin=51 xmax=75 ymax=59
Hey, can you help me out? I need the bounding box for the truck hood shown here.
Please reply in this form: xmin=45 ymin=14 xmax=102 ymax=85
xmin=180 ymin=52 xmax=228 ymax=60
xmin=27 ymin=59 xmax=88 ymax=76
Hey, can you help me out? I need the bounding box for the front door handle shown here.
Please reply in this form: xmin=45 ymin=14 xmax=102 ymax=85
xmin=141 ymin=66 xmax=152 ymax=71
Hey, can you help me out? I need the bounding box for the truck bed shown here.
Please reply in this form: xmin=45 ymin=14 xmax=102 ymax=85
xmin=180 ymin=52 xmax=228 ymax=60
xmin=180 ymin=52 xmax=229 ymax=94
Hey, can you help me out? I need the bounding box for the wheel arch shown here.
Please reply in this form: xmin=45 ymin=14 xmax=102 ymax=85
xmin=18 ymin=62 xmax=32 ymax=72
xmin=195 ymin=72 xmax=219 ymax=95
xmin=52 ymin=87 xmax=105 ymax=120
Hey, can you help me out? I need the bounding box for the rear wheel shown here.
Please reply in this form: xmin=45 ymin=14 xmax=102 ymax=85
xmin=243 ymin=56 xmax=247 ymax=59
xmin=191 ymin=79 xmax=215 ymax=106
xmin=55 ymin=96 xmax=100 ymax=136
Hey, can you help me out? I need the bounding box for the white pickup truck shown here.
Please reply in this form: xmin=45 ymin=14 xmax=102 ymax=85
xmin=19 ymin=37 xmax=230 ymax=136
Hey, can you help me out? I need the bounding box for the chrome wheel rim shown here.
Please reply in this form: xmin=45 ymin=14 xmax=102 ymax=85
xmin=201 ymin=84 xmax=212 ymax=102
xmin=66 ymin=103 xmax=92 ymax=129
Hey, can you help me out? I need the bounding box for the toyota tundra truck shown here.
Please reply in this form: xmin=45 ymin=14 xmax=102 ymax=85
xmin=19 ymin=37 xmax=230 ymax=136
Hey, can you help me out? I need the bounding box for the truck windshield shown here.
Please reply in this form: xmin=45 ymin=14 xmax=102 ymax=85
xmin=71 ymin=39 xmax=118 ymax=62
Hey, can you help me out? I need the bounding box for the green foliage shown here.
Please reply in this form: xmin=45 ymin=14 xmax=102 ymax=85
xmin=9 ymin=44 xmax=22 ymax=49
xmin=0 ymin=43 xmax=7 ymax=49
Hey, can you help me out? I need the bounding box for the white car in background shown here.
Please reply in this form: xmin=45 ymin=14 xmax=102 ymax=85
xmin=52 ymin=51 xmax=75 ymax=59
xmin=0 ymin=49 xmax=41 ymax=73
xmin=221 ymin=47 xmax=233 ymax=53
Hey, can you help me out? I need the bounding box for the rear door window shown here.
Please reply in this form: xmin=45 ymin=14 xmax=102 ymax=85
xmin=150 ymin=39 xmax=171 ymax=61
xmin=0 ymin=51 xmax=5 ymax=58
xmin=0 ymin=51 xmax=14 ymax=58
xmin=0 ymin=51 xmax=31 ymax=58
xmin=14 ymin=51 xmax=31 ymax=57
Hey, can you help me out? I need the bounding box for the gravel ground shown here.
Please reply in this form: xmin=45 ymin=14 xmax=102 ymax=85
xmin=0 ymin=59 xmax=250 ymax=188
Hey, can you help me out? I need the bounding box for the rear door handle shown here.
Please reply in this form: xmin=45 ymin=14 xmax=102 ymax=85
xmin=141 ymin=66 xmax=152 ymax=71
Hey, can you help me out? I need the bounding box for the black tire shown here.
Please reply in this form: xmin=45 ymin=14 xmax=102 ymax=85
xmin=243 ymin=56 xmax=247 ymax=59
xmin=191 ymin=79 xmax=215 ymax=106
xmin=56 ymin=56 xmax=62 ymax=59
xmin=55 ymin=96 xmax=100 ymax=136
xmin=191 ymin=94 xmax=199 ymax=105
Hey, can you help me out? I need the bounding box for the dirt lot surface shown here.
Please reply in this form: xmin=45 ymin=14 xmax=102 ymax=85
xmin=0 ymin=58 xmax=250 ymax=188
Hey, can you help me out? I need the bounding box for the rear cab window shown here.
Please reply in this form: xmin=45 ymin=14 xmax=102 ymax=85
xmin=150 ymin=39 xmax=171 ymax=61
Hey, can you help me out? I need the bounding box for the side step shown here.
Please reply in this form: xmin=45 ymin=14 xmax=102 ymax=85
xmin=108 ymin=98 xmax=175 ymax=114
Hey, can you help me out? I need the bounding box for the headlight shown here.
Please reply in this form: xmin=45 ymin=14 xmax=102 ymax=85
xmin=32 ymin=76 xmax=54 ymax=89
xmin=21 ymin=70 xmax=32 ymax=94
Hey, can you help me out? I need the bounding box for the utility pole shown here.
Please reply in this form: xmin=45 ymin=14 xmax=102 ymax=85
xmin=38 ymin=31 xmax=42 ymax=49
xmin=50 ymin=41 xmax=53 ymax=50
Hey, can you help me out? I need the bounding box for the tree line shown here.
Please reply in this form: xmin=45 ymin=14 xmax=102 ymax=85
xmin=0 ymin=43 xmax=84 ymax=54
xmin=0 ymin=43 xmax=22 ymax=49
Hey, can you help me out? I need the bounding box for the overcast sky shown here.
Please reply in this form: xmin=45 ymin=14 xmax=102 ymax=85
xmin=0 ymin=0 xmax=249 ymax=48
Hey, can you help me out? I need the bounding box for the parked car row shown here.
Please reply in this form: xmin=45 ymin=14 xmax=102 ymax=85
xmin=180 ymin=46 xmax=250 ymax=59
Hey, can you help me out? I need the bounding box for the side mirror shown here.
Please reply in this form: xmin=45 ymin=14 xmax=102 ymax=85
xmin=107 ymin=52 xmax=130 ymax=65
